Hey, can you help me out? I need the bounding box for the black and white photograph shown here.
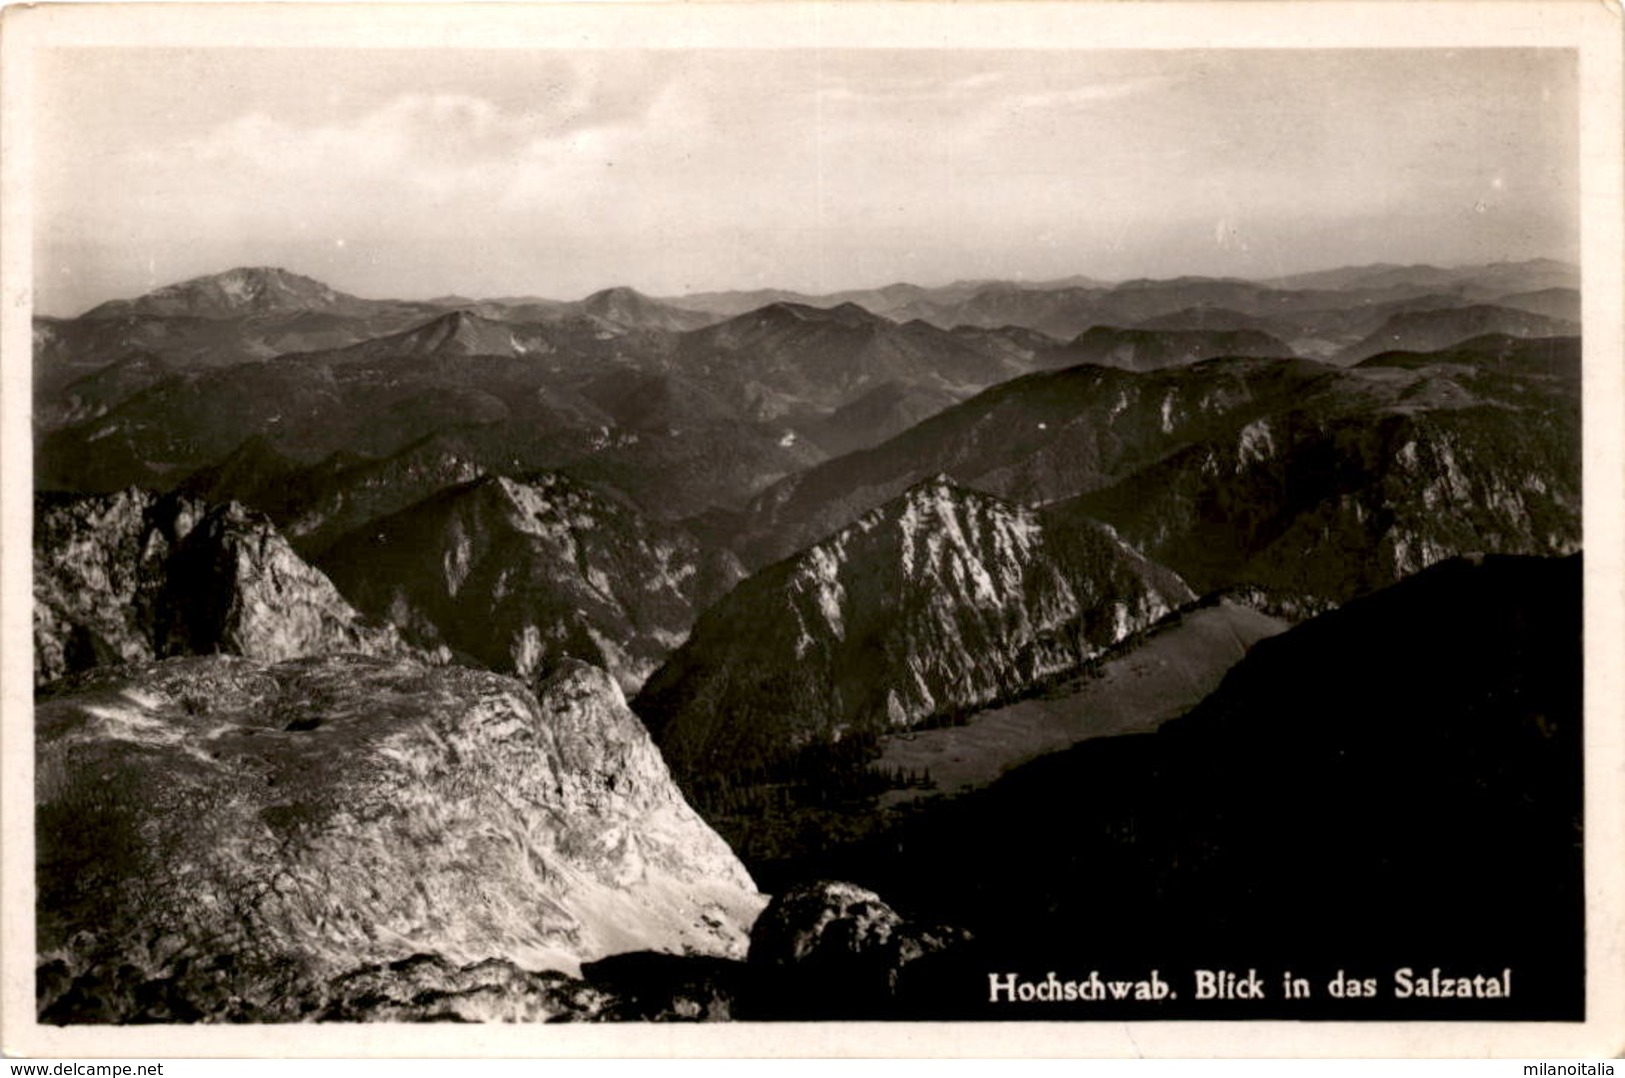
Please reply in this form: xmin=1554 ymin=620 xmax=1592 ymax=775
xmin=3 ymin=0 xmax=1622 ymax=1058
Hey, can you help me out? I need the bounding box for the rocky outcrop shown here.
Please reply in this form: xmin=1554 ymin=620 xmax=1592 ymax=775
xmin=746 ymin=881 xmax=972 ymax=1018
xmin=33 ymin=488 xmax=410 ymax=687
xmin=636 ymin=475 xmax=1192 ymax=780
xmin=35 ymin=655 xmax=765 ymax=1023
xmin=318 ymin=473 xmax=744 ymax=693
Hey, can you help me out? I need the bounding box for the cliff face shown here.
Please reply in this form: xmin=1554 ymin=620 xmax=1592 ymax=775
xmin=36 ymin=655 xmax=764 ymax=1023
xmin=34 ymin=489 xmax=409 ymax=687
xmin=636 ymin=476 xmax=1192 ymax=780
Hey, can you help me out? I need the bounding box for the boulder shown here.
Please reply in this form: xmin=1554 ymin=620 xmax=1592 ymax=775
xmin=746 ymin=880 xmax=971 ymax=1018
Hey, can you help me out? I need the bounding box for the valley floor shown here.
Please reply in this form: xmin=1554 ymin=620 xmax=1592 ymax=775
xmin=876 ymin=598 xmax=1287 ymax=805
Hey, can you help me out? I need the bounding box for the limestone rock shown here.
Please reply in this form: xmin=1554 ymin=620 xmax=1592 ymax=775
xmin=637 ymin=476 xmax=1192 ymax=779
xmin=35 ymin=654 xmax=764 ymax=1023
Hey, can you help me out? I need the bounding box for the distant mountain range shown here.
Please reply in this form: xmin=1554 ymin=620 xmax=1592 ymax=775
xmin=1044 ymin=325 xmax=1296 ymax=371
xmin=37 ymin=262 xmax=1579 ymax=531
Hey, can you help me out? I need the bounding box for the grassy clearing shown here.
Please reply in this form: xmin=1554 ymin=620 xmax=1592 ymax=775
xmin=874 ymin=599 xmax=1285 ymax=804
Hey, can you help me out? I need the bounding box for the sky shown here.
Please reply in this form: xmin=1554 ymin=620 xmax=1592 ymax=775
xmin=33 ymin=47 xmax=1578 ymax=316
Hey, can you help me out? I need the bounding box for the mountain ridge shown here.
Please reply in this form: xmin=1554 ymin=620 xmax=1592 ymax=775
xmin=792 ymin=553 xmax=1583 ymax=1020
xmin=318 ymin=471 xmax=744 ymax=693
xmin=636 ymin=474 xmax=1193 ymax=782
xmin=82 ymin=267 xmax=367 ymax=321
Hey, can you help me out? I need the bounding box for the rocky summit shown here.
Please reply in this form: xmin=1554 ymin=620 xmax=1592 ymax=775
xmin=33 ymin=488 xmax=410 ymax=687
xmin=35 ymin=655 xmax=764 ymax=1023
xmin=318 ymin=472 xmax=743 ymax=693
xmin=80 ymin=267 xmax=363 ymax=321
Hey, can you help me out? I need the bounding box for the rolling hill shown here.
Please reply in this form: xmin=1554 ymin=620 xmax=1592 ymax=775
xmin=1336 ymin=304 xmax=1578 ymax=364
xmin=1044 ymin=326 xmax=1296 ymax=371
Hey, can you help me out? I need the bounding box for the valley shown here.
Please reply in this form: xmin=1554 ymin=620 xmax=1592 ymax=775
xmin=872 ymin=597 xmax=1287 ymax=806
xmin=29 ymin=258 xmax=1586 ymax=1023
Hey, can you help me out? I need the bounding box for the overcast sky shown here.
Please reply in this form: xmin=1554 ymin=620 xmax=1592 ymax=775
xmin=34 ymin=47 xmax=1577 ymax=316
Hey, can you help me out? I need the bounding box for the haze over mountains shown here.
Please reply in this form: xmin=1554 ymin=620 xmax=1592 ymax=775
xmin=31 ymin=257 xmax=1585 ymax=1022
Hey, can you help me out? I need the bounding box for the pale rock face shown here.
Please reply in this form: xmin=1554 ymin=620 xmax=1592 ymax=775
xmin=638 ymin=476 xmax=1192 ymax=778
xmin=1236 ymin=418 xmax=1275 ymax=468
xmin=35 ymin=654 xmax=764 ymax=1023
xmin=33 ymin=489 xmax=408 ymax=686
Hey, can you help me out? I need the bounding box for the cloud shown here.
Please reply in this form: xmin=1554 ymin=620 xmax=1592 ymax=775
xmin=1000 ymin=73 xmax=1180 ymax=111
xmin=191 ymin=85 xmax=634 ymax=184
xmin=33 ymin=47 xmax=1577 ymax=313
xmin=813 ymin=67 xmax=1011 ymax=105
xmin=810 ymin=63 xmax=1175 ymax=117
